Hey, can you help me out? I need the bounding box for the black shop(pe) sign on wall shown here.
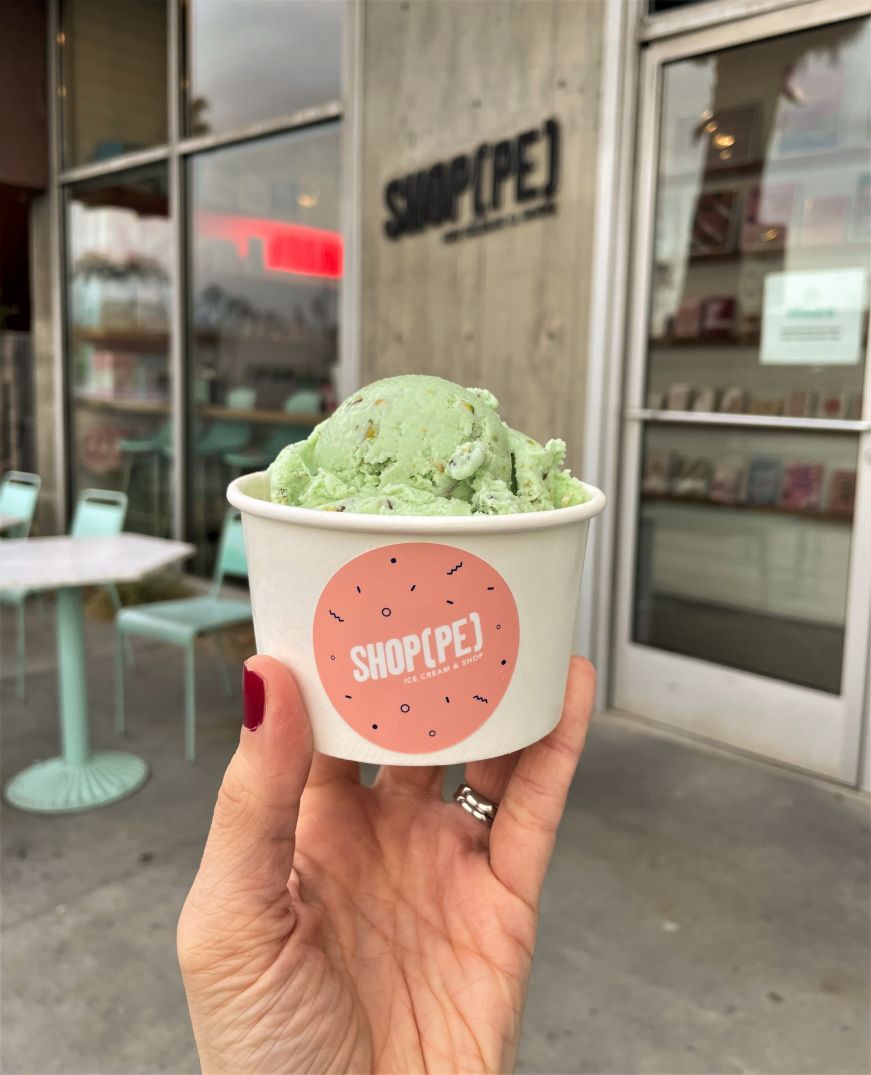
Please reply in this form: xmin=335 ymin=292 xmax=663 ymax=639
xmin=383 ymin=117 xmax=560 ymax=244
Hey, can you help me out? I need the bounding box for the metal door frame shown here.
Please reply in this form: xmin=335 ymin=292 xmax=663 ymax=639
xmin=610 ymin=0 xmax=871 ymax=784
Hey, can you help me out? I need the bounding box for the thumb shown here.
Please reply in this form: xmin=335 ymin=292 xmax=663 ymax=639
xmin=180 ymin=655 xmax=313 ymax=954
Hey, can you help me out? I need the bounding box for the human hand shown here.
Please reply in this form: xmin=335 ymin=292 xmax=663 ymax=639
xmin=178 ymin=655 xmax=595 ymax=1074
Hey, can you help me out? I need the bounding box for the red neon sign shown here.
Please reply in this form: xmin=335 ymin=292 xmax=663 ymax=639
xmin=199 ymin=212 xmax=343 ymax=279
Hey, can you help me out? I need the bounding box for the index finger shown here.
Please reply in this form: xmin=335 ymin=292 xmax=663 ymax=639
xmin=488 ymin=656 xmax=595 ymax=908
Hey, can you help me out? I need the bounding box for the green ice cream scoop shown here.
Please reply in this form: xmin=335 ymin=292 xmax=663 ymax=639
xmin=267 ymin=374 xmax=588 ymax=516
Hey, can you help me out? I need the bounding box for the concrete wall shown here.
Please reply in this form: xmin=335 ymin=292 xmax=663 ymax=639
xmin=30 ymin=194 xmax=60 ymax=534
xmin=359 ymin=0 xmax=605 ymax=471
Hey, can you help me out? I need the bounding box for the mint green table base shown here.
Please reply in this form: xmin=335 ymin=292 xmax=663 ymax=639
xmin=4 ymin=587 xmax=149 ymax=814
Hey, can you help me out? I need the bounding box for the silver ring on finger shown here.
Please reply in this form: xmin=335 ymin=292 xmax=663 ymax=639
xmin=452 ymin=783 xmax=497 ymax=828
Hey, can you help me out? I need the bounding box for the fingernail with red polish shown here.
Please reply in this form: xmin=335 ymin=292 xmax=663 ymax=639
xmin=243 ymin=663 xmax=265 ymax=732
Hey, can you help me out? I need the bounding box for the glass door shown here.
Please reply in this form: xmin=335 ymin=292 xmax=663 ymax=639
xmin=614 ymin=6 xmax=871 ymax=783
xmin=66 ymin=166 xmax=173 ymax=537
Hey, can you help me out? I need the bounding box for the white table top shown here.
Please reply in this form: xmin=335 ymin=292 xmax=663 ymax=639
xmin=0 ymin=513 xmax=25 ymax=532
xmin=0 ymin=533 xmax=195 ymax=591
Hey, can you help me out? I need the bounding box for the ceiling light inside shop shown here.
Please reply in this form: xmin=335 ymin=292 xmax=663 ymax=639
xmin=713 ymin=133 xmax=735 ymax=147
xmin=719 ymin=149 xmax=732 ymax=160
xmin=704 ymin=121 xmax=717 ymax=133
xmin=297 ymin=193 xmax=318 ymax=208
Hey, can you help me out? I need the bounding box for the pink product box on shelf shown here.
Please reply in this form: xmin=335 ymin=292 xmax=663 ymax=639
xmin=86 ymin=351 xmax=138 ymax=398
xmin=780 ymin=463 xmax=824 ymax=511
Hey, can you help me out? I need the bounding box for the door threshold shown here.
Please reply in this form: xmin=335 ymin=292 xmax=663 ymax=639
xmin=598 ymin=706 xmax=868 ymax=799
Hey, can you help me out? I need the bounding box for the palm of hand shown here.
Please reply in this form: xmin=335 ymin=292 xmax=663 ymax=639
xmin=179 ymin=657 xmax=593 ymax=1075
xmin=292 ymin=782 xmax=535 ymax=1072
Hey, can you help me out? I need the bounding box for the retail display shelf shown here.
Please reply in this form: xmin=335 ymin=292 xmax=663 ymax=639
xmin=72 ymin=392 xmax=323 ymax=427
xmin=198 ymin=405 xmax=322 ymax=426
xmin=73 ymin=394 xmax=168 ymax=414
xmin=650 ymin=335 xmax=760 ymax=348
xmin=626 ymin=409 xmax=871 ymax=433
xmin=71 ymin=325 xmax=331 ymax=349
xmin=71 ymin=327 xmax=217 ymax=350
xmin=641 ymin=491 xmax=852 ymax=524
xmin=650 ymin=333 xmax=869 ymax=350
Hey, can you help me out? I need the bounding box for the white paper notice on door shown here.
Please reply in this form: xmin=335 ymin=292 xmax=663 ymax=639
xmin=760 ymin=268 xmax=867 ymax=365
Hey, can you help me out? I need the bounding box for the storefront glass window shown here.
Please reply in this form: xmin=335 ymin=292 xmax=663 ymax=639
xmin=184 ymin=0 xmax=342 ymax=137
xmin=66 ymin=167 xmax=172 ymax=536
xmin=60 ymin=0 xmax=168 ymax=168
xmin=187 ymin=125 xmax=342 ymax=570
xmin=634 ymin=17 xmax=871 ymax=694
xmin=635 ymin=424 xmax=858 ymax=693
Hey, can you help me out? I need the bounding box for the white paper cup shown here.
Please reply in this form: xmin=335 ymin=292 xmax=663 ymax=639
xmin=228 ymin=472 xmax=605 ymax=765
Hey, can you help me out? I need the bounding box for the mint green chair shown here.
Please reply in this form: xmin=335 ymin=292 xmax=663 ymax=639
xmin=190 ymin=388 xmax=257 ymax=460
xmin=120 ymin=422 xmax=171 ymax=535
xmin=223 ymin=389 xmax=322 ymax=473
xmin=71 ymin=490 xmax=133 ymax=666
xmin=115 ymin=511 xmax=251 ymax=761
xmin=223 ymin=424 xmax=310 ymax=474
xmin=0 ymin=471 xmax=41 ymax=698
xmin=0 ymin=471 xmax=41 ymax=538
xmin=2 ymin=486 xmax=127 ymax=700
xmin=70 ymin=487 xmax=129 ymax=539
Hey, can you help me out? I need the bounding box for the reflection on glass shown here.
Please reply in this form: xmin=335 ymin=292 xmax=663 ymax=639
xmin=634 ymin=17 xmax=871 ymax=695
xmin=67 ymin=167 xmax=172 ymax=536
xmin=188 ymin=126 xmax=342 ymax=570
xmin=648 ymin=18 xmax=871 ymax=416
xmin=60 ymin=0 xmax=168 ymax=168
xmin=634 ymin=425 xmax=857 ymax=693
xmin=185 ymin=0 xmax=342 ymax=137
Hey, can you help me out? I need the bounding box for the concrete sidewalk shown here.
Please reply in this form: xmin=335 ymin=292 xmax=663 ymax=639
xmin=1 ymin=598 xmax=869 ymax=1074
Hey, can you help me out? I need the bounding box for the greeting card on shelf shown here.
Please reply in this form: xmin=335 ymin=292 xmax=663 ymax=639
xmin=692 ymin=386 xmax=719 ymax=412
xmin=780 ymin=463 xmax=823 ymax=511
xmin=746 ymin=457 xmax=782 ymax=506
xmin=673 ymin=458 xmax=714 ymax=498
xmin=690 ymin=191 xmax=739 ymax=255
xmin=828 ymin=470 xmax=856 ymax=516
xmin=818 ymin=392 xmax=846 ymax=419
xmin=719 ymin=386 xmax=746 ymax=414
xmin=709 ymin=461 xmax=744 ymax=504
xmin=642 ymin=452 xmax=671 ymax=495
xmin=845 ymin=394 xmax=863 ymax=421
xmin=748 ymin=397 xmax=783 ymax=417
xmin=740 ymin=182 xmax=796 ymax=251
xmin=666 ymin=383 xmax=695 ymax=410
xmin=643 ymin=452 xmax=685 ymax=495
xmin=672 ymin=298 xmax=703 ymax=339
xmin=700 ymin=297 xmax=736 ymax=338
xmin=784 ymin=389 xmax=817 ymax=418
xmin=646 ymin=389 xmax=665 ymax=410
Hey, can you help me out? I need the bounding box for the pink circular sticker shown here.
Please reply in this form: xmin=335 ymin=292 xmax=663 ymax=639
xmin=313 ymin=543 xmax=519 ymax=753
